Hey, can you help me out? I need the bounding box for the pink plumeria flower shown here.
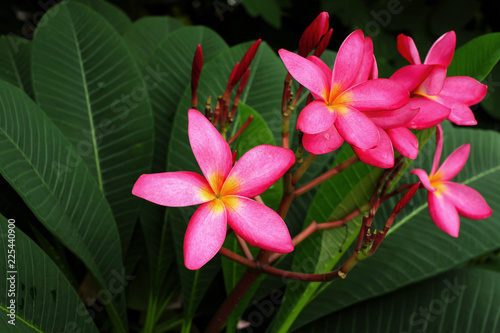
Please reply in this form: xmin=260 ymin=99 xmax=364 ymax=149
xmin=132 ymin=110 xmax=295 ymax=269
xmin=397 ymin=31 xmax=487 ymax=126
xmin=352 ymin=57 xmax=421 ymax=168
xmin=410 ymin=125 xmax=492 ymax=237
xmin=279 ymin=30 xmax=409 ymax=155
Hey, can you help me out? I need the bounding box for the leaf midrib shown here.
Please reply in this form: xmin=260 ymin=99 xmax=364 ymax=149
xmin=68 ymin=9 xmax=103 ymax=191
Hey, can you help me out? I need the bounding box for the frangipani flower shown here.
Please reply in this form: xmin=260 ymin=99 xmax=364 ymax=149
xmin=397 ymin=31 xmax=487 ymax=126
xmin=133 ymin=110 xmax=295 ymax=269
xmin=410 ymin=125 xmax=492 ymax=237
xmin=279 ymin=30 xmax=409 ymax=154
xmin=352 ymin=58 xmax=421 ymax=168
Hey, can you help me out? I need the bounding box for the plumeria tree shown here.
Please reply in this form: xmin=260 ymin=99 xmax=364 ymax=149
xmin=1 ymin=1 xmax=500 ymax=333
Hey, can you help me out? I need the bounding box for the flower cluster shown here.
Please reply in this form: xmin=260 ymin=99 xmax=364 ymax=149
xmin=279 ymin=27 xmax=487 ymax=168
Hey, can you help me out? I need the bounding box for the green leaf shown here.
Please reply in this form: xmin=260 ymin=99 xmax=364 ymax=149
xmin=72 ymin=0 xmax=132 ymax=34
xmin=165 ymin=40 xmax=287 ymax=331
xmin=290 ymin=125 xmax=500 ymax=331
xmin=123 ymin=16 xmax=185 ymax=69
xmin=31 ymin=1 xmax=154 ymax=252
xmin=0 ymin=36 xmax=33 ymax=98
xmin=0 ymin=81 xmax=127 ymax=331
xmin=240 ymin=0 xmax=284 ymax=28
xmin=295 ymin=268 xmax=500 ymax=333
xmin=0 ymin=215 xmax=99 ymax=332
xmin=269 ymin=128 xmax=434 ymax=333
xmin=145 ymin=26 xmax=228 ymax=174
xmin=448 ymin=32 xmax=500 ymax=81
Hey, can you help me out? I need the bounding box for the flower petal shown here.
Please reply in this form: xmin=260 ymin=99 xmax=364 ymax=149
xmin=223 ymin=196 xmax=293 ymax=253
xmin=297 ymin=100 xmax=336 ymax=134
xmin=335 ymin=106 xmax=379 ymax=149
xmin=390 ymin=64 xmax=434 ymax=92
xmin=431 ymin=124 xmax=443 ymax=175
xmin=387 ymin=127 xmax=418 ymax=159
xmin=188 ymin=109 xmax=232 ymax=192
xmin=346 ymin=78 xmax=409 ymax=111
xmin=184 ymin=200 xmax=227 ymax=270
xmin=410 ymin=169 xmax=435 ymax=192
xmin=352 ymin=128 xmax=394 ymax=168
xmin=221 ymin=145 xmax=295 ymax=198
xmin=397 ymin=34 xmax=421 ymax=65
xmin=424 ymin=31 xmax=456 ymax=67
xmin=365 ymin=105 xmax=419 ymax=129
xmin=132 ymin=171 xmax=214 ymax=207
xmin=352 ymin=37 xmax=374 ymax=85
xmin=439 ymin=76 xmax=487 ymax=105
xmin=442 ymin=182 xmax=492 ymax=220
xmin=279 ymin=49 xmax=330 ymax=99
xmin=434 ymin=95 xmax=478 ymax=126
xmin=417 ymin=66 xmax=447 ymax=96
xmin=332 ymin=30 xmax=365 ymax=89
xmin=406 ymin=97 xmax=450 ymax=129
xmin=436 ymin=143 xmax=470 ymax=181
xmin=302 ymin=126 xmax=344 ymax=155
xmin=428 ymin=191 xmax=460 ymax=237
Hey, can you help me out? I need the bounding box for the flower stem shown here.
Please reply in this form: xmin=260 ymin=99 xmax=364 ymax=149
xmin=292 ymin=154 xmax=317 ymax=186
xmin=294 ymin=155 xmax=360 ymax=197
xmin=227 ymin=115 xmax=254 ymax=145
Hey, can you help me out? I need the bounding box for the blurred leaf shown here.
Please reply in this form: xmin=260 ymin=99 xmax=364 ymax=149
xmin=295 ymin=268 xmax=500 ymax=333
xmin=290 ymin=125 xmax=500 ymax=330
xmin=240 ymin=0 xmax=284 ymax=28
xmin=0 ymin=81 xmax=127 ymax=331
xmin=480 ymin=64 xmax=500 ymax=120
xmin=123 ymin=16 xmax=185 ymax=69
xmin=0 ymin=36 xmax=33 ymax=98
xmin=73 ymin=0 xmax=132 ymax=34
xmin=32 ymin=1 xmax=154 ymax=253
xmin=0 ymin=215 xmax=99 ymax=332
xmin=448 ymin=32 xmax=500 ymax=81
xmin=430 ymin=0 xmax=481 ymax=36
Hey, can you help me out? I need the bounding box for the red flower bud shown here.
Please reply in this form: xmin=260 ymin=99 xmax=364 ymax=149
xmin=298 ymin=12 xmax=329 ymax=57
xmin=313 ymin=28 xmax=333 ymax=57
xmin=191 ymin=45 xmax=203 ymax=108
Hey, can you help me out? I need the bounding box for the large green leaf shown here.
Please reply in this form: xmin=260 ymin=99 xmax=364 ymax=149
xmin=448 ymin=32 xmax=500 ymax=81
xmin=269 ymin=128 xmax=435 ymax=333
xmin=0 ymin=215 xmax=99 ymax=332
xmin=295 ymin=268 xmax=500 ymax=333
xmin=165 ymin=40 xmax=288 ymax=331
xmin=290 ymin=125 xmax=500 ymax=330
xmin=0 ymin=36 xmax=33 ymax=98
xmin=145 ymin=26 xmax=228 ymax=174
xmin=32 ymin=1 xmax=154 ymax=252
xmin=72 ymin=0 xmax=132 ymax=34
xmin=123 ymin=16 xmax=185 ymax=69
xmin=0 ymin=81 xmax=127 ymax=331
